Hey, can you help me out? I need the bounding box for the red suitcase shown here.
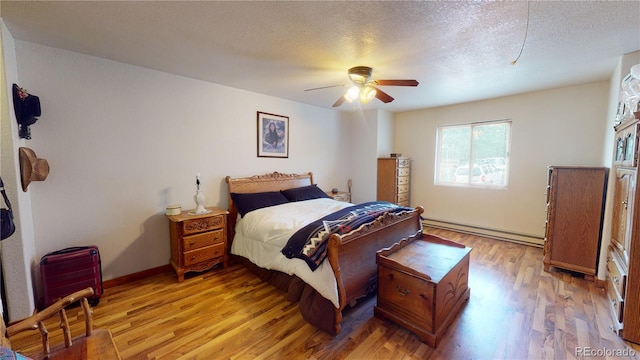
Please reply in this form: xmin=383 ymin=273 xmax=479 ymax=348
xmin=39 ymin=245 xmax=103 ymax=309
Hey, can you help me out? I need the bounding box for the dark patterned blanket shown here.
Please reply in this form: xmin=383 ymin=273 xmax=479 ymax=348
xmin=281 ymin=201 xmax=414 ymax=271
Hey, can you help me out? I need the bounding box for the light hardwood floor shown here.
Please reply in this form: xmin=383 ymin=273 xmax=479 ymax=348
xmin=10 ymin=228 xmax=640 ymax=359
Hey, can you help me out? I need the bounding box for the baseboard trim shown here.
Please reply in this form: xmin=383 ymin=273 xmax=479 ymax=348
xmin=423 ymin=218 xmax=544 ymax=247
xmin=103 ymin=264 xmax=172 ymax=289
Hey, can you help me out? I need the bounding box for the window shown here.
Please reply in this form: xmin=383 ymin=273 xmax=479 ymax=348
xmin=436 ymin=120 xmax=511 ymax=188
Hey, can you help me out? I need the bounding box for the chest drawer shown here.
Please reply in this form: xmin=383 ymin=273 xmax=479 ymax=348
xmin=398 ymin=167 xmax=410 ymax=177
xmin=398 ymin=176 xmax=410 ymax=185
xmin=607 ymin=278 xmax=625 ymax=323
xmin=397 ymin=184 xmax=409 ymax=194
xmin=183 ymin=229 xmax=224 ymax=251
xmin=183 ymin=243 xmax=225 ymax=266
xmin=182 ymin=214 xmax=225 ymax=235
xmin=378 ymin=266 xmax=435 ymax=331
xmin=606 ymin=254 xmax=627 ymax=299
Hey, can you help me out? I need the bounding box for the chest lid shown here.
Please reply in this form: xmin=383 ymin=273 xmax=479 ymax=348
xmin=377 ymin=234 xmax=472 ymax=283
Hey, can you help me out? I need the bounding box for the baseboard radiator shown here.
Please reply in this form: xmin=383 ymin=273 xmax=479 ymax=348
xmin=422 ymin=218 xmax=544 ymax=247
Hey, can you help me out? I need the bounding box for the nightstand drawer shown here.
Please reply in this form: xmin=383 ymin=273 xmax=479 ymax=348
xmin=183 ymin=229 xmax=224 ymax=251
xmin=183 ymin=243 xmax=225 ymax=266
xmin=182 ymin=215 xmax=225 ymax=235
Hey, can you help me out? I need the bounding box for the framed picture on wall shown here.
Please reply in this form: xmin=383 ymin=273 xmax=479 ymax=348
xmin=257 ymin=111 xmax=289 ymax=158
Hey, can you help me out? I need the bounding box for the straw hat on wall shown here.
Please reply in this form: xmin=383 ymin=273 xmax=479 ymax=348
xmin=19 ymin=147 xmax=49 ymax=192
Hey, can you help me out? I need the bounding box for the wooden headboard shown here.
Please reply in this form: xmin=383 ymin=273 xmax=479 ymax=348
xmin=225 ymin=171 xmax=314 ymax=244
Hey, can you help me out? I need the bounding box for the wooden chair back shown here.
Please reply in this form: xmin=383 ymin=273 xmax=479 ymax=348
xmin=6 ymin=287 xmax=120 ymax=359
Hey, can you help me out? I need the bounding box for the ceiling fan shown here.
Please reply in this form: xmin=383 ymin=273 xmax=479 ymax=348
xmin=305 ymin=66 xmax=419 ymax=107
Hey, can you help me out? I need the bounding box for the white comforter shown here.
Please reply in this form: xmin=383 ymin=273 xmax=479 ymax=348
xmin=230 ymin=198 xmax=353 ymax=308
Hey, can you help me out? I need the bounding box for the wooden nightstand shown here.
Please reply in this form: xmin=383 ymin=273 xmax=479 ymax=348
xmin=326 ymin=191 xmax=351 ymax=202
xmin=167 ymin=207 xmax=228 ymax=282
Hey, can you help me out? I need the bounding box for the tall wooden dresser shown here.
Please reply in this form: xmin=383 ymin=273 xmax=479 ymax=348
xmin=377 ymin=157 xmax=410 ymax=206
xmin=543 ymin=166 xmax=608 ymax=280
xmin=606 ymin=116 xmax=640 ymax=344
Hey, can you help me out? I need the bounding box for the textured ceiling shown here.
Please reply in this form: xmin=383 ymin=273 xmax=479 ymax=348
xmin=1 ymin=1 xmax=639 ymax=112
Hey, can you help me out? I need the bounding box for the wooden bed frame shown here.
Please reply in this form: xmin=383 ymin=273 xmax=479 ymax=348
xmin=225 ymin=171 xmax=424 ymax=335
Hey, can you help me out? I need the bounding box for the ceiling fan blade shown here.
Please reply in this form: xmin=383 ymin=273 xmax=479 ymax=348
xmin=374 ymin=80 xmax=419 ymax=87
xmin=373 ymin=87 xmax=394 ymax=103
xmin=332 ymin=96 xmax=346 ymax=107
xmin=304 ymin=84 xmax=346 ymax=91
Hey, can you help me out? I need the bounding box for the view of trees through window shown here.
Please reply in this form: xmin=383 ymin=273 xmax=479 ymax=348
xmin=436 ymin=120 xmax=511 ymax=187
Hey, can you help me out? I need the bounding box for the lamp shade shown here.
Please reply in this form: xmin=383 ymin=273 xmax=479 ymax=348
xmin=361 ymin=87 xmax=377 ymax=103
xmin=344 ymin=86 xmax=360 ymax=103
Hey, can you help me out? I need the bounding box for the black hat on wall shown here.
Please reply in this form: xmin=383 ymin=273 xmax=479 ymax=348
xmin=12 ymin=83 xmax=41 ymax=139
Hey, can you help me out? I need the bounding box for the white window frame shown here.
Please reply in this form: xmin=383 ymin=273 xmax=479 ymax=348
xmin=435 ymin=120 xmax=511 ymax=188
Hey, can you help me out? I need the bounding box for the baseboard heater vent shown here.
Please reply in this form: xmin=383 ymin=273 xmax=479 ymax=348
xmin=422 ymin=218 xmax=544 ymax=248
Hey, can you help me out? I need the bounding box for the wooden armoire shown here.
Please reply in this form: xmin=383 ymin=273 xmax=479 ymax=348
xmin=543 ymin=166 xmax=608 ymax=280
xmin=606 ymin=115 xmax=640 ymax=344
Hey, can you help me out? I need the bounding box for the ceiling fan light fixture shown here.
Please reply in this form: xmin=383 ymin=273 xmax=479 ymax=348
xmin=348 ymin=66 xmax=373 ymax=84
xmin=360 ymin=86 xmax=377 ymax=104
xmin=344 ymin=85 xmax=360 ymax=103
xmin=312 ymin=65 xmax=418 ymax=107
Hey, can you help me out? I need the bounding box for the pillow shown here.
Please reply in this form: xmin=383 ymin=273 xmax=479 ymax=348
xmin=281 ymin=184 xmax=331 ymax=202
xmin=231 ymin=191 xmax=289 ymax=217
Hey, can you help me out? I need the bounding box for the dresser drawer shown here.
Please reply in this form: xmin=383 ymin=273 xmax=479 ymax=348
xmin=607 ymin=279 xmax=625 ymax=323
xmin=397 ymin=192 xmax=409 ymax=203
xmin=183 ymin=229 xmax=224 ymax=251
xmin=183 ymin=243 xmax=225 ymax=266
xmin=397 ymin=184 xmax=409 ymax=194
xmin=398 ymin=167 xmax=410 ymax=177
xmin=606 ymin=254 xmax=627 ymax=299
xmin=378 ymin=266 xmax=434 ymax=332
xmin=398 ymin=159 xmax=411 ymax=168
xmin=398 ymin=176 xmax=410 ymax=185
xmin=182 ymin=214 xmax=225 ymax=235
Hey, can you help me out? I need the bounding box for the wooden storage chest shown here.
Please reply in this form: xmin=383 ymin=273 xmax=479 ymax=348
xmin=374 ymin=234 xmax=471 ymax=347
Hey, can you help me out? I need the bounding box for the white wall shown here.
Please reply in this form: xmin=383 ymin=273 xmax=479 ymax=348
xmin=343 ymin=109 xmax=395 ymax=204
xmin=0 ymin=22 xmax=38 ymax=322
xmin=395 ymin=82 xmax=610 ymax=242
xmin=3 ymin=39 xmax=353 ymax=318
xmin=376 ymin=110 xmax=394 ymax=158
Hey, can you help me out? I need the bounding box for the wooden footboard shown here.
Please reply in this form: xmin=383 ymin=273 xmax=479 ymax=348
xmin=327 ymin=205 xmax=424 ymax=335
